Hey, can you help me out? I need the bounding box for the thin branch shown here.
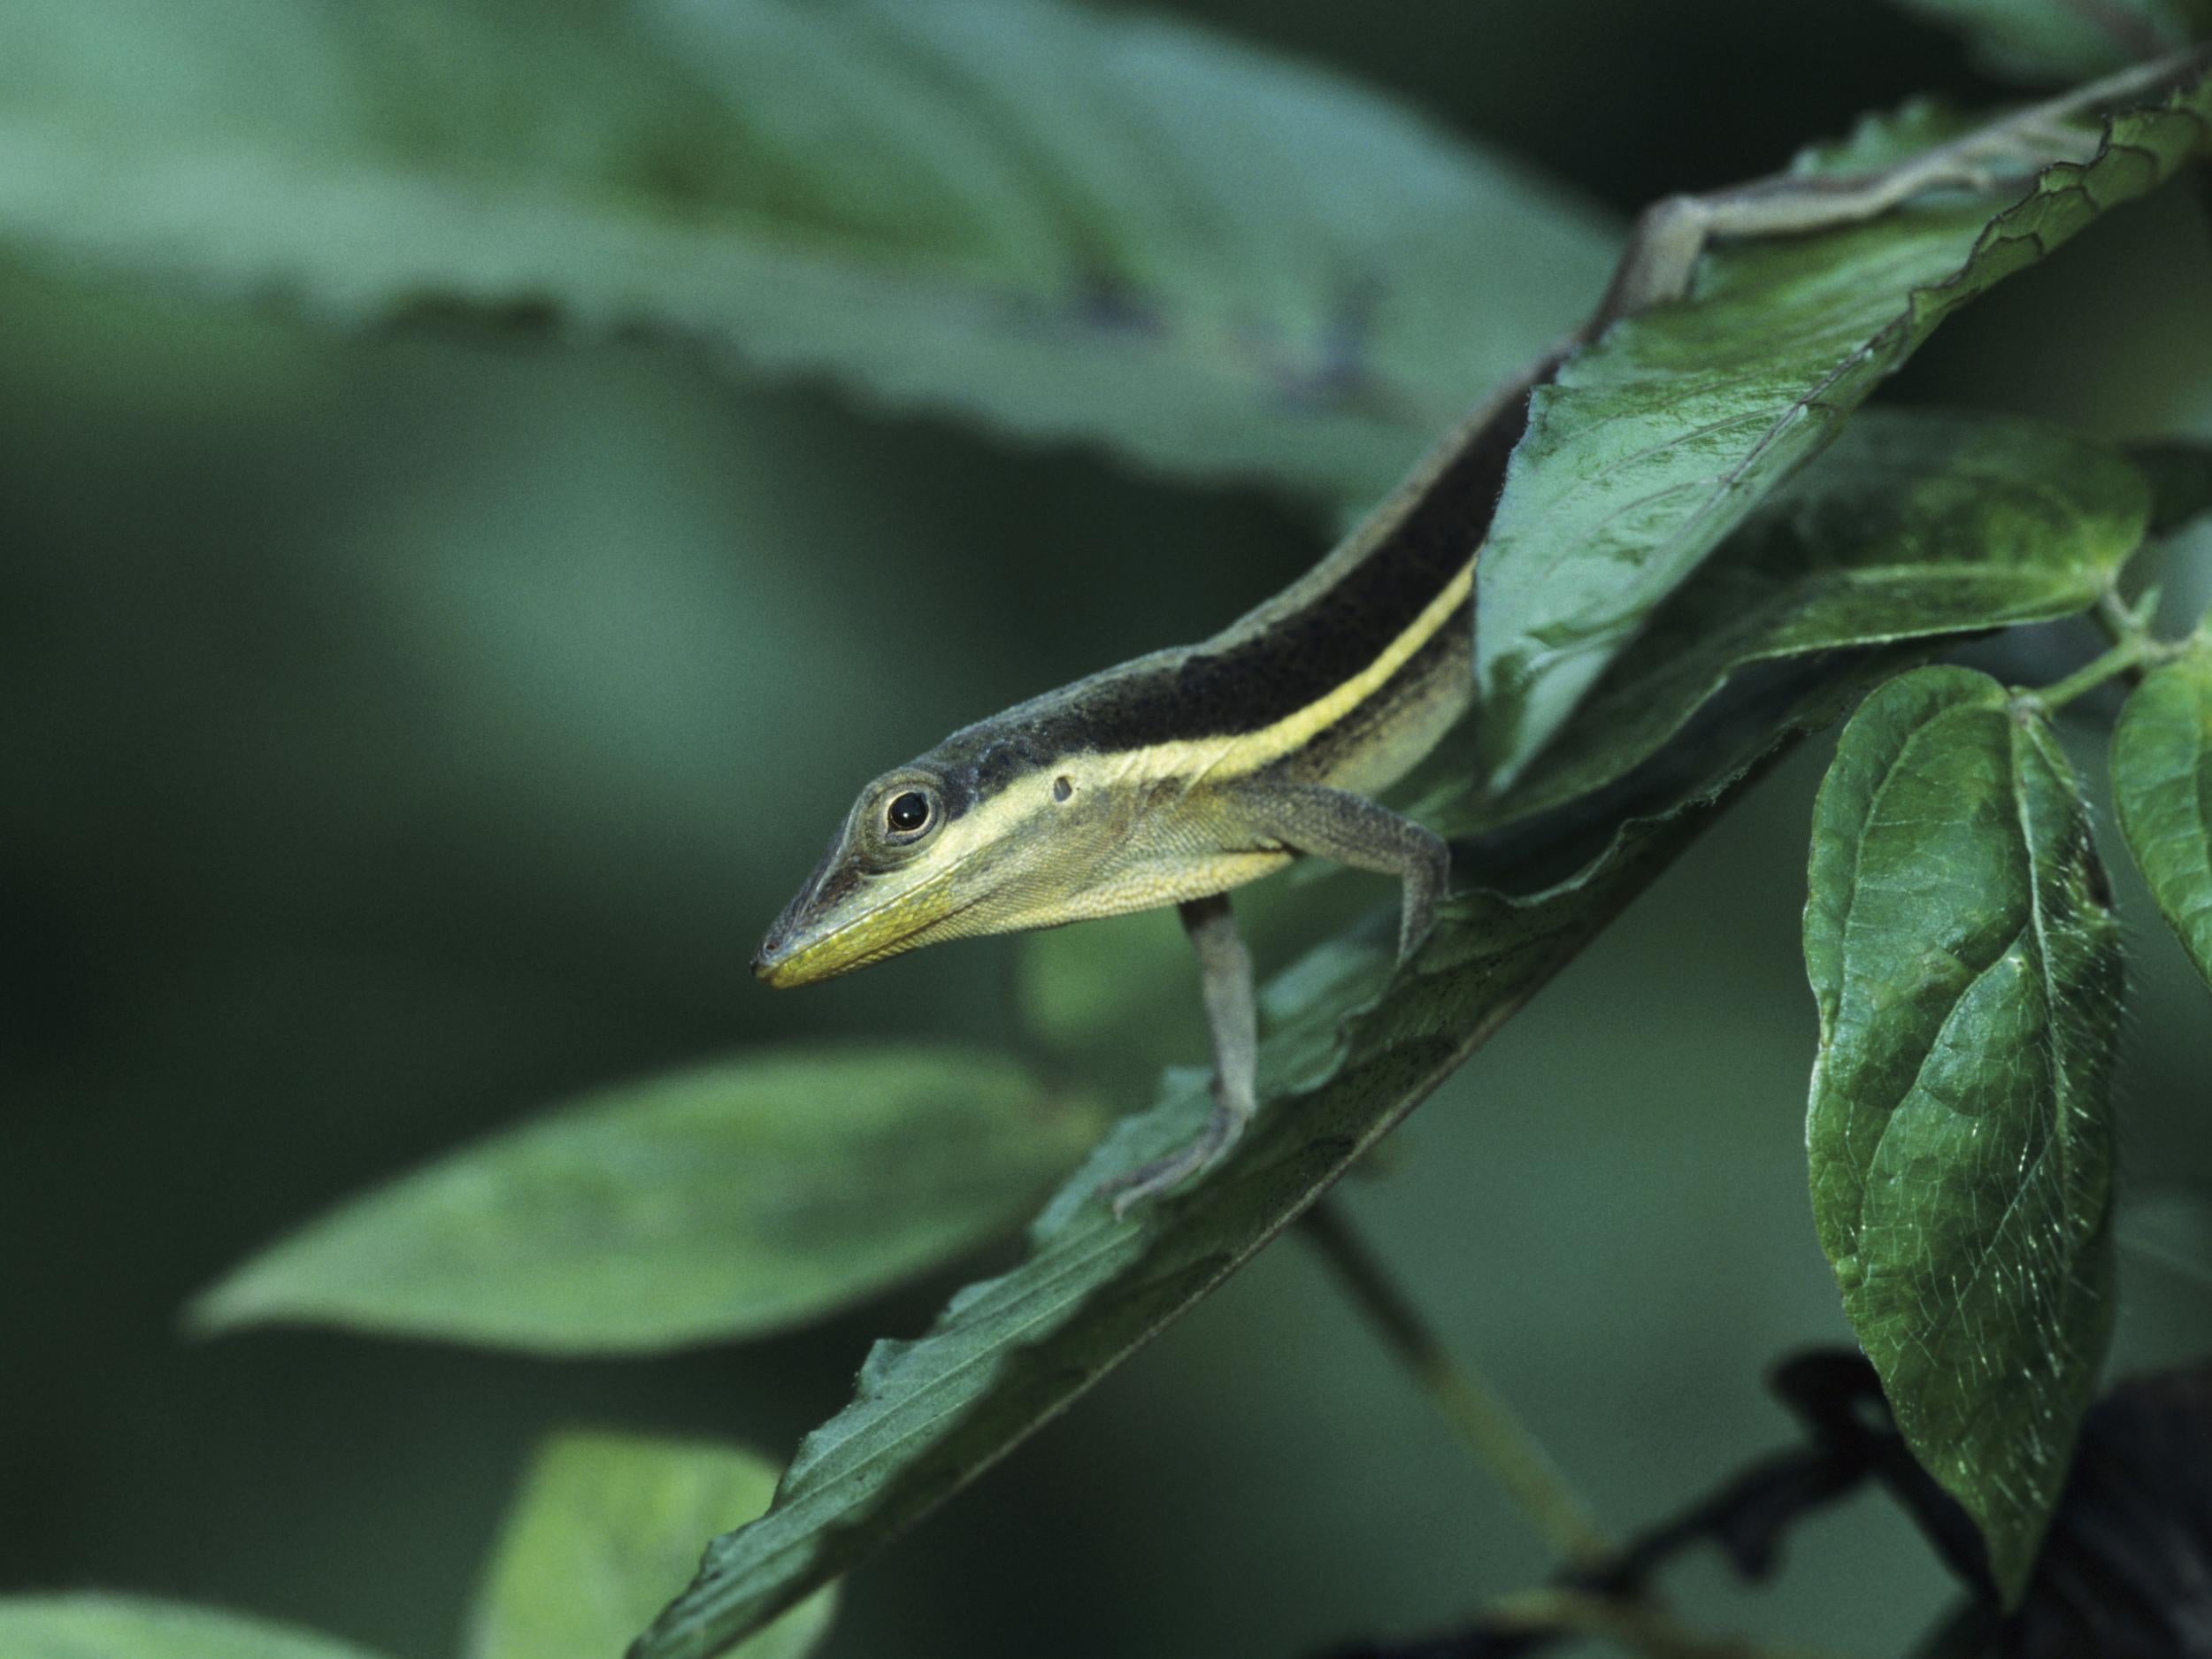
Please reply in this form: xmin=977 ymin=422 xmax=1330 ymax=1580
xmin=1317 ymin=1354 xmax=1948 ymax=1659
xmin=1297 ymin=1200 xmax=1609 ymax=1565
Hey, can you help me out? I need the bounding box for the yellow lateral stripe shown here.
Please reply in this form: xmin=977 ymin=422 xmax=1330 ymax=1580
xmin=1121 ymin=554 xmax=1475 ymax=785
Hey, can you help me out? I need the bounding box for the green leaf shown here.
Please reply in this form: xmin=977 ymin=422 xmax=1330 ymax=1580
xmin=1461 ymin=409 xmax=2150 ymax=828
xmin=472 ymin=1433 xmax=833 ymax=1659
xmin=1884 ymin=0 xmax=2209 ymax=83
xmin=0 ymin=1597 xmax=389 ymax=1659
xmin=2113 ymin=646 xmax=2212 ymax=992
xmin=625 ymin=664 xmax=1868 ymax=1659
xmin=1805 ymin=665 xmax=2122 ymax=1605
xmin=0 ymin=0 xmax=1613 ymax=503
xmin=1474 ymin=73 xmax=2212 ymax=789
xmin=192 ymin=1045 xmax=1101 ymax=1354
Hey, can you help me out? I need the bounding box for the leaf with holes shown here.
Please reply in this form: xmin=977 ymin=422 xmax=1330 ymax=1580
xmin=1806 ymin=665 xmax=2122 ymax=1604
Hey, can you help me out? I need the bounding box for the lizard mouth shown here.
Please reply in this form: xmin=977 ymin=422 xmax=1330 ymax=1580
xmin=751 ymin=864 xmax=971 ymax=988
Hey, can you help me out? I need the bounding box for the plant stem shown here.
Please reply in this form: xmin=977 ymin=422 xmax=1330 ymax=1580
xmin=1485 ymin=1587 xmax=1843 ymax=1659
xmin=1298 ymin=1199 xmax=1609 ymax=1565
xmin=2025 ymin=635 xmax=2156 ymax=712
xmin=2092 ymin=587 xmax=2140 ymax=649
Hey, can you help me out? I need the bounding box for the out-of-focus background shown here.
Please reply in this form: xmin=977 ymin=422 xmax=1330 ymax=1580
xmin=4 ymin=2 xmax=2209 ymax=1655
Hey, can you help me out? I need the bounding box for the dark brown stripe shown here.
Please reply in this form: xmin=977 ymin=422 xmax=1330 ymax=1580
xmin=1262 ymin=593 xmax=1473 ymax=784
xmin=935 ymin=388 xmax=1532 ymax=795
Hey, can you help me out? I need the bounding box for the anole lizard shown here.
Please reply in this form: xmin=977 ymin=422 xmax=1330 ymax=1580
xmin=754 ymin=58 xmax=2185 ymax=1212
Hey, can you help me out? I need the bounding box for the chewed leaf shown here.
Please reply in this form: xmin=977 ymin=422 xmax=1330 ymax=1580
xmin=2113 ymin=647 xmax=2212 ymax=993
xmin=192 ymin=1046 xmax=1100 ymax=1354
xmin=0 ymin=1597 xmax=389 ymax=1659
xmin=1884 ymin=0 xmax=2209 ymax=83
xmin=0 ymin=0 xmax=1613 ymax=503
xmin=1474 ymin=69 xmax=2212 ymax=789
xmin=471 ymin=1433 xmax=833 ymax=1659
xmin=1462 ymin=408 xmax=2149 ymax=828
xmin=1805 ymin=666 xmax=2122 ymax=1604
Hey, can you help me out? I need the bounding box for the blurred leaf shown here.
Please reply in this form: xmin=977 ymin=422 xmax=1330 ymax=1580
xmin=1014 ymin=871 xmax=1374 ymax=1077
xmin=2131 ymin=438 xmax=2212 ymax=534
xmin=471 ymin=1433 xmax=833 ymax=1659
xmin=626 ymin=664 xmax=1864 ymax=1659
xmin=0 ymin=0 xmax=1614 ymax=503
xmin=1806 ymin=665 xmax=2122 ymax=1606
xmin=1464 ymin=409 xmax=2150 ymax=828
xmin=1884 ymin=0 xmax=2209 ymax=83
xmin=1474 ymin=73 xmax=2212 ymax=788
xmin=0 ymin=1597 xmax=388 ymax=1659
xmin=192 ymin=1046 xmax=1101 ymax=1354
xmin=2118 ymin=1189 xmax=2212 ymax=1288
xmin=1017 ymin=910 xmax=1205 ymax=1067
xmin=2113 ymin=646 xmax=2212 ymax=995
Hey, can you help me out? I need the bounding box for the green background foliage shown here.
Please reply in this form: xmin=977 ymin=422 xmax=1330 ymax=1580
xmin=4 ymin=3 xmax=2211 ymax=1658
xmin=468 ymin=1433 xmax=834 ymax=1659
xmin=1893 ymin=0 xmax=2212 ymax=80
xmin=190 ymin=1046 xmax=1100 ymax=1354
xmin=0 ymin=1599 xmax=390 ymax=1659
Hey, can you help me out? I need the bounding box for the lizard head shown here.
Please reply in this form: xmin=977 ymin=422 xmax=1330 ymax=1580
xmin=752 ymin=737 xmax=1120 ymax=988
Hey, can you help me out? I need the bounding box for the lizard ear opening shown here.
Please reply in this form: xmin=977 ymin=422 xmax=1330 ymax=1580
xmin=1052 ymin=775 xmax=1074 ymax=803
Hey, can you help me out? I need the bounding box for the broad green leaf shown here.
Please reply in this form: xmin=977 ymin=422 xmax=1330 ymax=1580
xmin=0 ymin=0 xmax=1613 ymax=503
xmin=626 ymin=664 xmax=1869 ymax=1659
xmin=1886 ymin=0 xmax=2209 ymax=83
xmin=1806 ymin=665 xmax=2122 ymax=1604
xmin=2113 ymin=646 xmax=2212 ymax=992
xmin=1474 ymin=71 xmax=2212 ymax=789
xmin=192 ymin=1046 xmax=1101 ymax=1354
xmin=472 ymin=1433 xmax=833 ymax=1659
xmin=0 ymin=1597 xmax=388 ymax=1659
xmin=1458 ymin=409 xmax=2149 ymax=828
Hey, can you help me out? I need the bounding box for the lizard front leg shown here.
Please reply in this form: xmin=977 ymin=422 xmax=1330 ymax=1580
xmin=1098 ymin=785 xmax=1448 ymax=1214
xmin=1237 ymin=780 xmax=1450 ymax=964
xmin=1101 ymin=892 xmax=1258 ymax=1217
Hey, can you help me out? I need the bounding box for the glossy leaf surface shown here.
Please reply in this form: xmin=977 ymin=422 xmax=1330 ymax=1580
xmin=1806 ymin=666 xmax=2121 ymax=1603
xmin=1474 ymin=73 xmax=2211 ymax=787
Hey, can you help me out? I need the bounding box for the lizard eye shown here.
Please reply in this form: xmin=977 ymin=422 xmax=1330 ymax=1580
xmin=885 ymin=790 xmax=933 ymax=835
